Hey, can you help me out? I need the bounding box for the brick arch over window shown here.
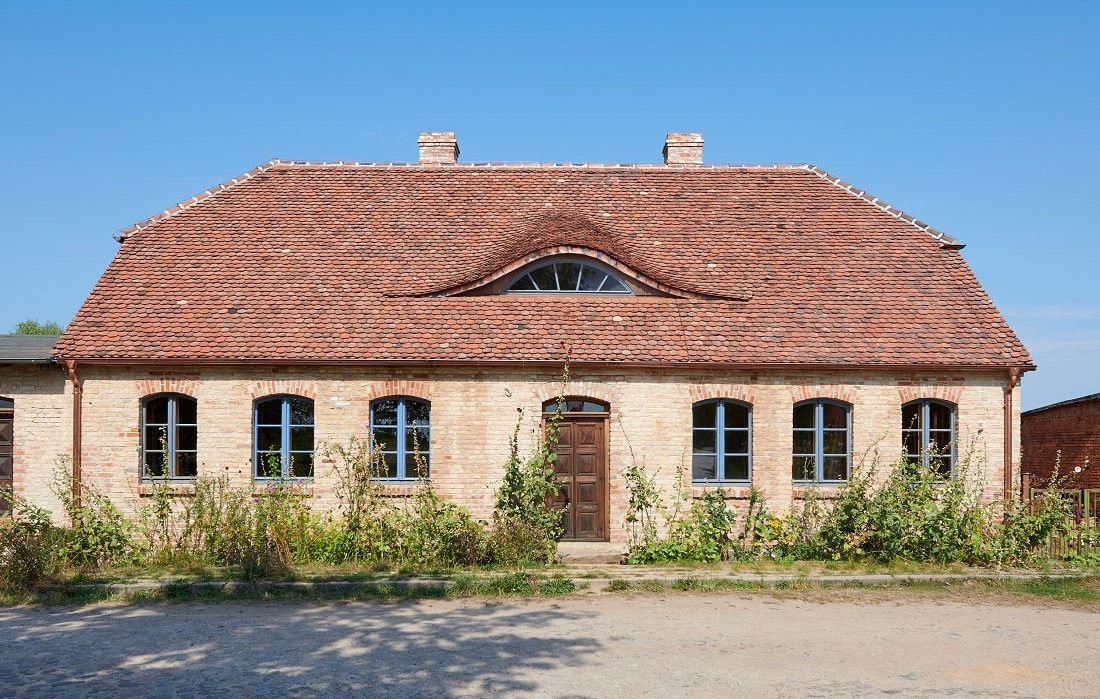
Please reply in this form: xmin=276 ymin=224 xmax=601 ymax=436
xmin=137 ymin=377 xmax=199 ymax=398
xmin=362 ymin=381 xmax=432 ymax=403
xmin=897 ymin=385 xmax=963 ymax=405
xmin=789 ymin=384 xmax=859 ymax=404
xmin=533 ymin=381 xmax=617 ymax=408
xmin=248 ymin=380 xmax=319 ymax=401
xmin=689 ymin=384 xmax=756 ymax=406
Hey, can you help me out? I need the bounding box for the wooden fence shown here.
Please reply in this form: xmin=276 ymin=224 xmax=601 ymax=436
xmin=1020 ymin=473 xmax=1100 ymax=558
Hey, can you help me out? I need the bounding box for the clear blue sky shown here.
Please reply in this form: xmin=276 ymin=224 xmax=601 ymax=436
xmin=1 ymin=1 xmax=1096 ymax=410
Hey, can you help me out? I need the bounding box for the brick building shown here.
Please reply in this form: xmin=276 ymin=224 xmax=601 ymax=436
xmin=7 ymin=133 xmax=1034 ymax=542
xmin=0 ymin=335 xmax=68 ymax=516
xmin=1021 ymin=393 xmax=1100 ymax=490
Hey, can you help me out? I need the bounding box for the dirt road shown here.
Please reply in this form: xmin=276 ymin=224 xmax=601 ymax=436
xmin=1 ymin=591 xmax=1096 ymax=697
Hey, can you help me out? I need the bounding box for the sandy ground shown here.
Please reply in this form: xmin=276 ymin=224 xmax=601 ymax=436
xmin=1 ymin=591 xmax=1097 ymax=698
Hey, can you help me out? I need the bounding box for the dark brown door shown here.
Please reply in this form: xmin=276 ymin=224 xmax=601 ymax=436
xmin=0 ymin=398 xmax=13 ymax=515
xmin=550 ymin=414 xmax=608 ymax=541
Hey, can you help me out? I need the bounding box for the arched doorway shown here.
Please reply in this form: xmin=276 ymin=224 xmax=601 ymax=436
xmin=544 ymin=397 xmax=609 ymax=542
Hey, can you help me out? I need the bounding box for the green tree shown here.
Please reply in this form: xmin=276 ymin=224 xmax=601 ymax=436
xmin=12 ymin=319 xmax=64 ymax=335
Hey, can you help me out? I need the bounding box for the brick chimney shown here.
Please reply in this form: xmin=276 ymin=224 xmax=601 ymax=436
xmin=418 ymin=132 xmax=460 ymax=164
xmin=662 ymin=132 xmax=703 ymax=165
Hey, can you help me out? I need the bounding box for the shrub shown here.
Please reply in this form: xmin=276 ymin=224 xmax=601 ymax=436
xmin=491 ymin=363 xmax=571 ymax=564
xmin=486 ymin=516 xmax=556 ymax=566
xmin=0 ymin=490 xmax=63 ymax=592
xmin=793 ymin=444 xmax=995 ymax=563
xmin=51 ymin=459 xmax=134 ymax=569
xmin=397 ymin=484 xmax=487 ymax=567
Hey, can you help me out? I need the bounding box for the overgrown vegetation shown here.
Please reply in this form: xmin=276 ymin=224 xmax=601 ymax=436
xmin=1 ymin=365 xmax=571 ymax=593
xmin=492 ymin=362 xmax=569 ymax=565
xmin=624 ymin=439 xmax=1083 ymax=566
xmin=4 ymin=367 xmax=1095 ymax=596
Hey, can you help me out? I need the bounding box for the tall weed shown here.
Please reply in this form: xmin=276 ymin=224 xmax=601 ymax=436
xmin=51 ymin=458 xmax=134 ymax=569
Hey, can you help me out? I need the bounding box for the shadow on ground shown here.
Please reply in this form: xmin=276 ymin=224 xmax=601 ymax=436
xmin=0 ymin=600 xmax=599 ymax=697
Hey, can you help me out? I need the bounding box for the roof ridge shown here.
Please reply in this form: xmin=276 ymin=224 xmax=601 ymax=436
xmin=800 ymin=164 xmax=963 ymax=248
xmin=264 ymin=160 xmax=809 ymax=170
xmin=116 ymin=159 xmax=285 ymax=240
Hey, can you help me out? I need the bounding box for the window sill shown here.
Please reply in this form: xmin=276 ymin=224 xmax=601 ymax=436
xmin=691 ymin=484 xmax=753 ymax=499
xmin=138 ymin=482 xmax=197 ymax=497
xmin=793 ymin=484 xmax=846 ymax=499
xmin=253 ymin=481 xmax=315 ymax=496
xmin=372 ymin=480 xmax=431 ymax=496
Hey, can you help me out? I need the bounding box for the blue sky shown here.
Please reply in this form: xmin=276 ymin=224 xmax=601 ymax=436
xmin=1 ymin=1 xmax=1096 ymax=410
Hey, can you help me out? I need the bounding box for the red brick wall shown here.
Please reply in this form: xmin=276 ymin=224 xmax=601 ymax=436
xmin=1021 ymin=397 xmax=1100 ymax=489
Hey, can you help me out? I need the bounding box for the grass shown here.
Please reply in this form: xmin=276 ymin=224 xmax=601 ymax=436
xmin=4 ymin=560 xmax=1098 ymax=607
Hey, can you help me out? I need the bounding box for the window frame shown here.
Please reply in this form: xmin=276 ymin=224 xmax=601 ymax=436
xmin=792 ymin=399 xmax=852 ymax=484
xmin=369 ymin=396 xmax=431 ymax=481
xmin=504 ymin=260 xmax=633 ymax=295
xmin=253 ymin=395 xmax=315 ymax=480
xmin=140 ymin=393 xmax=198 ymax=480
xmin=542 ymin=397 xmax=610 ymax=414
xmin=691 ymin=399 xmax=752 ymax=485
xmin=902 ymin=399 xmax=957 ymax=478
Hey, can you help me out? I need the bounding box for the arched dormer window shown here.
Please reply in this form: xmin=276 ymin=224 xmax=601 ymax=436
xmin=506 ymin=261 xmax=632 ymax=294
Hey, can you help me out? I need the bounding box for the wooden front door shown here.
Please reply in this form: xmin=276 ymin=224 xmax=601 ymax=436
xmin=0 ymin=398 xmax=13 ymax=515
xmin=549 ymin=410 xmax=608 ymax=541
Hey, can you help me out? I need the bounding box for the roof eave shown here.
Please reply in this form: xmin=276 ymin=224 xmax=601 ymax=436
xmin=53 ymin=355 xmax=1037 ymax=374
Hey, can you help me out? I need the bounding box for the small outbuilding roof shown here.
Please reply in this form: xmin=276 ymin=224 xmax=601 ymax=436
xmin=1022 ymin=392 xmax=1100 ymax=416
xmin=0 ymin=335 xmax=59 ymax=362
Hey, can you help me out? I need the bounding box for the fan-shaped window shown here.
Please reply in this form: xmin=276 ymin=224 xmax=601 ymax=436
xmin=506 ymin=261 xmax=632 ymax=294
xmin=542 ymin=398 xmax=609 ymax=413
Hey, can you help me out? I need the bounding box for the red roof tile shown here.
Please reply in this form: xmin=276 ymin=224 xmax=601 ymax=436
xmin=56 ymin=162 xmax=1033 ymax=368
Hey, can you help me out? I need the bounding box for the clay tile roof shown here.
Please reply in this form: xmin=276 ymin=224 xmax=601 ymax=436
xmin=57 ymin=161 xmax=1033 ymax=369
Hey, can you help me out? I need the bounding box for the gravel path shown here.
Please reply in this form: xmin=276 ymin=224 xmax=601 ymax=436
xmin=1 ymin=592 xmax=1096 ymax=697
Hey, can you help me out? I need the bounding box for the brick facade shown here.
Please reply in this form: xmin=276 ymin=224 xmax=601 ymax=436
xmin=0 ymin=363 xmax=70 ymax=517
xmin=18 ymin=364 xmax=1018 ymax=542
xmin=1021 ymin=394 xmax=1100 ymax=489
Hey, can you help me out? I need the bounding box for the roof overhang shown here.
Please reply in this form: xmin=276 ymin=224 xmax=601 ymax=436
xmin=54 ymin=356 xmax=1037 ymax=374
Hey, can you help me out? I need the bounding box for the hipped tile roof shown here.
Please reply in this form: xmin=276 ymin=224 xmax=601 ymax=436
xmin=56 ymin=161 xmax=1032 ymax=368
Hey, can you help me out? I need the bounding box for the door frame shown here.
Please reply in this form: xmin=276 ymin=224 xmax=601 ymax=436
xmin=543 ymin=396 xmax=611 ymax=542
xmin=0 ymin=396 xmax=14 ymax=516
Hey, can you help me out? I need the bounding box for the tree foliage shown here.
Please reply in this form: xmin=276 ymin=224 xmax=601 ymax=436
xmin=12 ymin=319 xmax=64 ymax=335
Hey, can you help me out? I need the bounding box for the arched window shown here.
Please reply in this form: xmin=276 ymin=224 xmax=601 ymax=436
xmin=793 ymin=400 xmax=851 ymax=482
xmin=141 ymin=394 xmax=198 ymax=479
xmin=254 ymin=396 xmax=314 ymax=479
xmin=370 ymin=397 xmax=430 ymax=480
xmin=542 ymin=397 xmax=609 ymax=413
xmin=692 ymin=400 xmax=752 ymax=483
xmin=0 ymin=397 xmax=13 ymax=514
xmin=506 ymin=261 xmax=632 ymax=294
xmin=903 ymin=400 xmax=956 ymax=478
